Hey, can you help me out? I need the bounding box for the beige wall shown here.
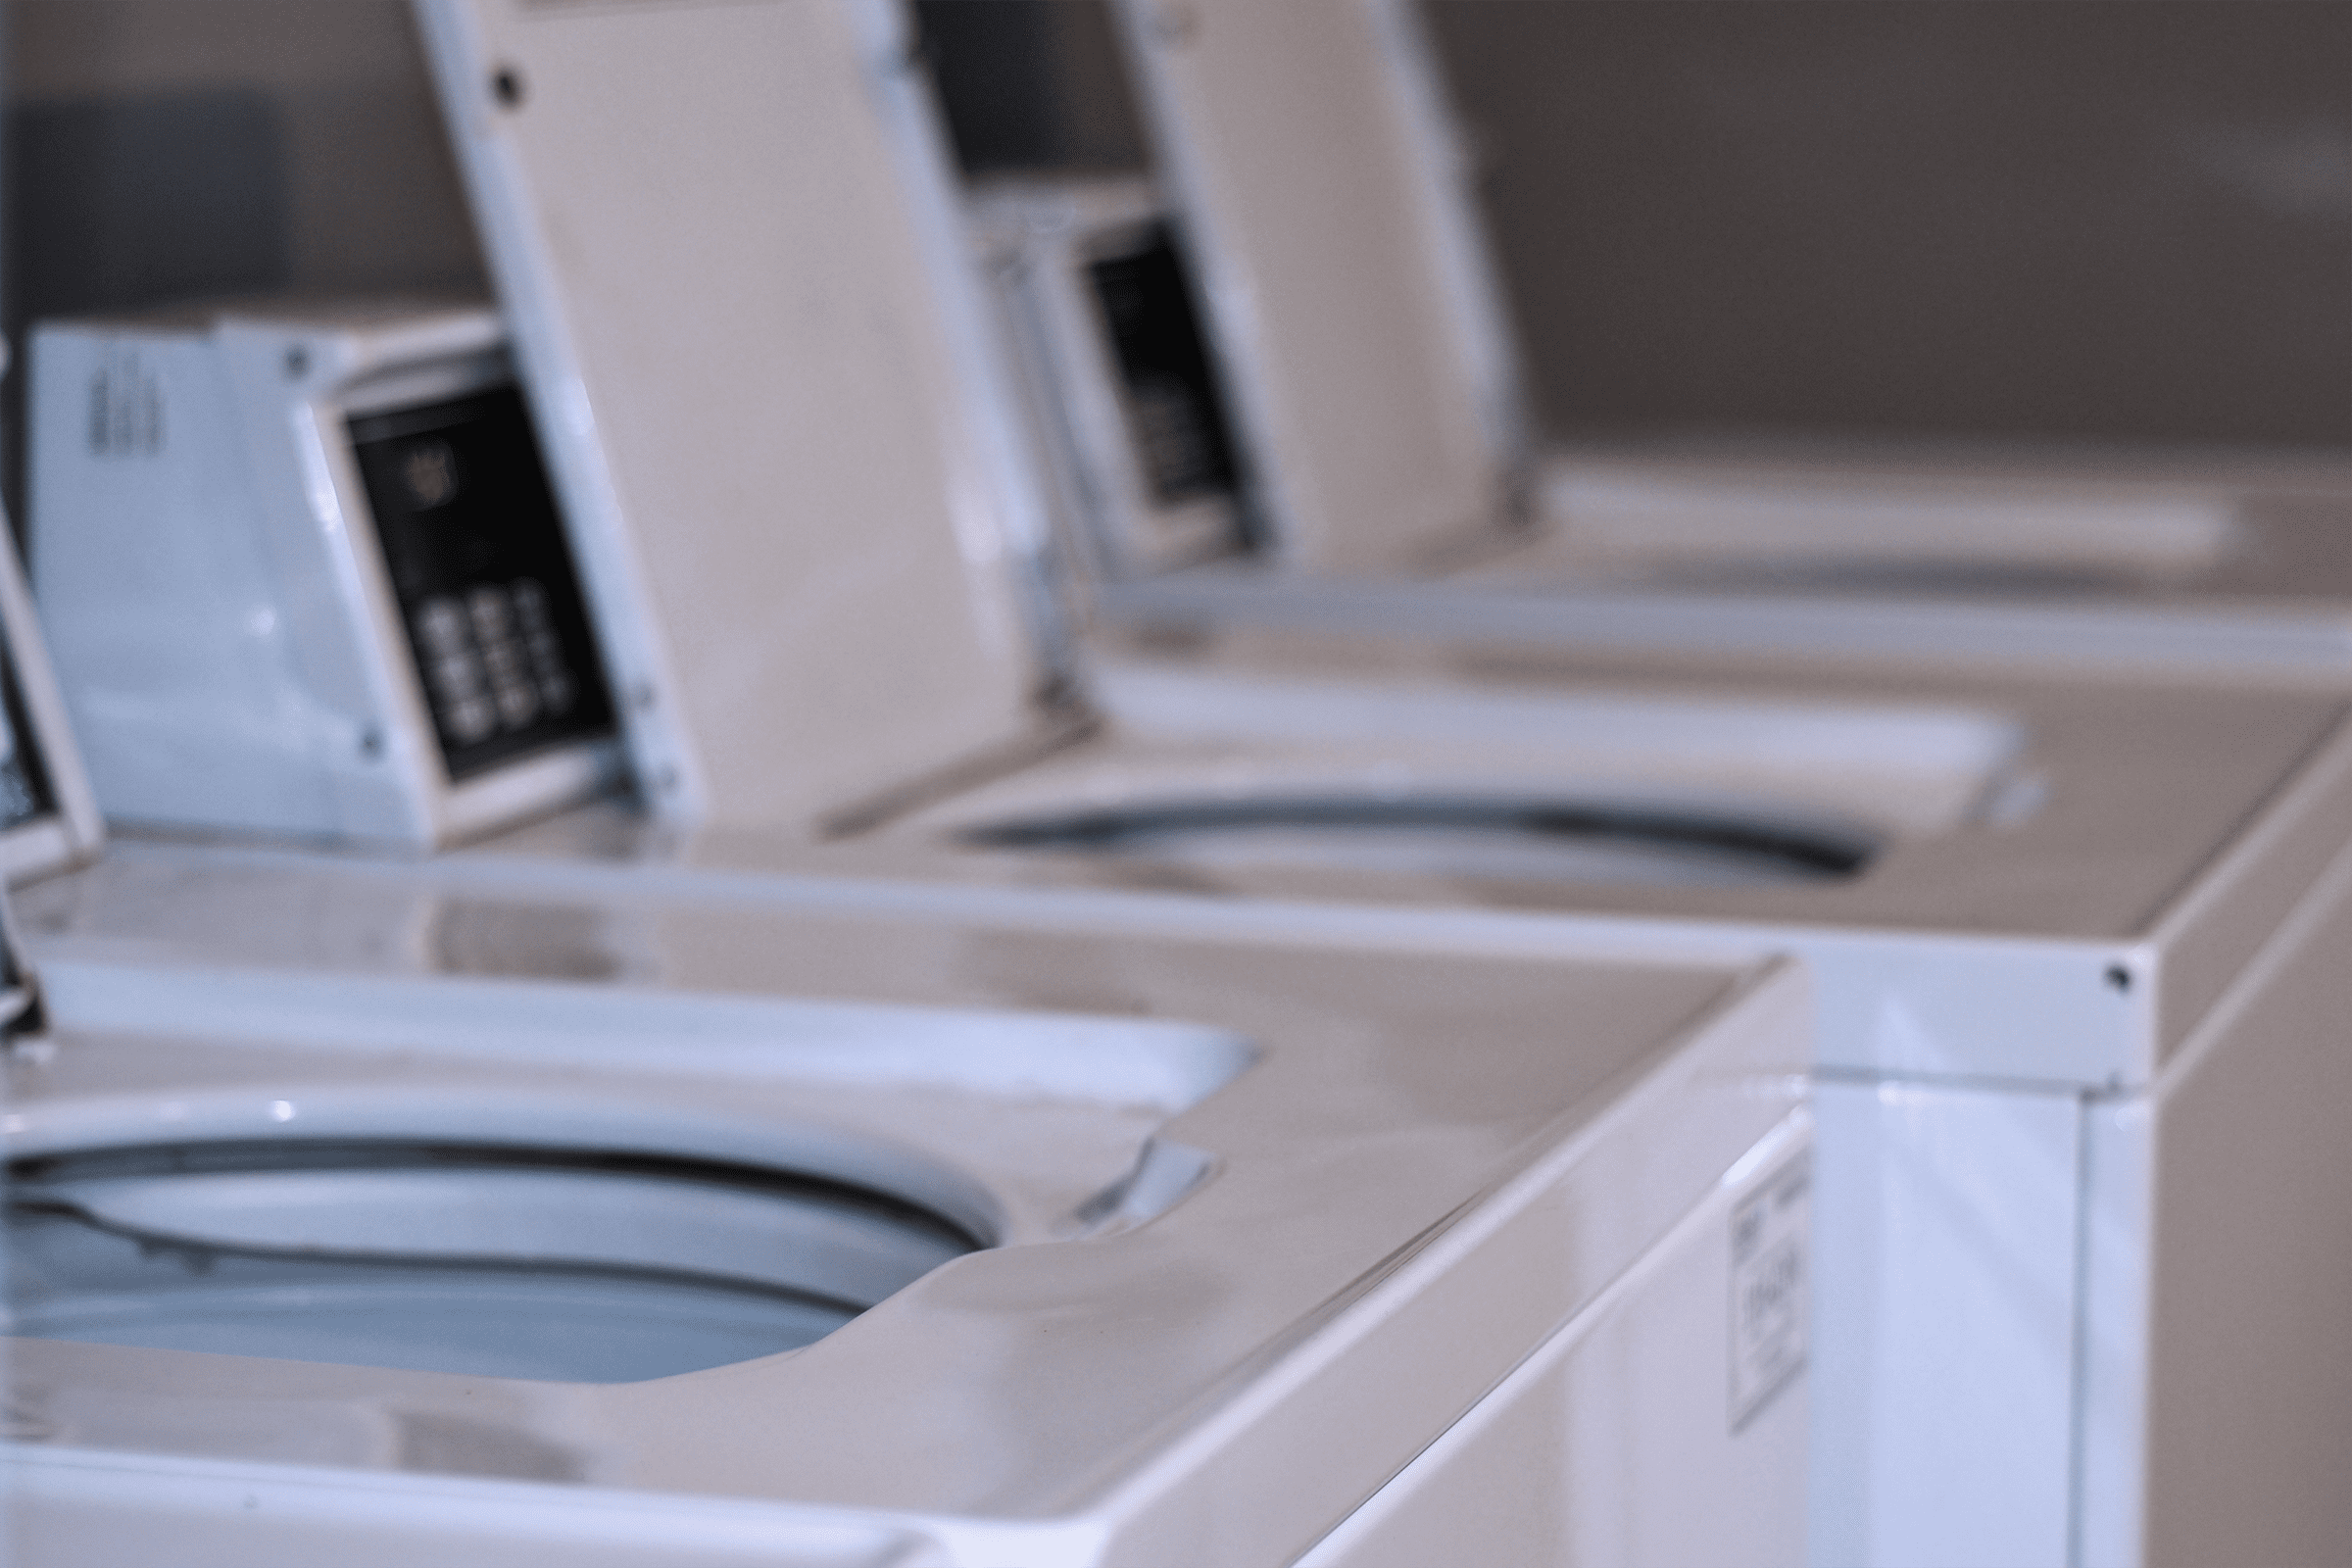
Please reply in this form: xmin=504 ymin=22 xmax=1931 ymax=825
xmin=6 ymin=0 xmax=483 ymax=314
xmin=5 ymin=0 xmax=2345 ymax=474
xmin=2 ymin=0 xmax=486 ymax=519
xmin=1425 ymin=1 xmax=2352 ymax=451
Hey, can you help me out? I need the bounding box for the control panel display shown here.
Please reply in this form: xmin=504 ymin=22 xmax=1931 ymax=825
xmin=349 ymin=386 xmax=614 ymax=782
xmin=1087 ymin=225 xmax=1243 ymax=507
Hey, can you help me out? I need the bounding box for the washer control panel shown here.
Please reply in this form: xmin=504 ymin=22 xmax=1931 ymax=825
xmin=349 ymin=386 xmax=612 ymax=781
xmin=30 ymin=302 xmax=621 ymax=845
xmin=1087 ymin=223 xmax=1243 ymax=512
xmin=969 ymin=179 xmax=1255 ymax=579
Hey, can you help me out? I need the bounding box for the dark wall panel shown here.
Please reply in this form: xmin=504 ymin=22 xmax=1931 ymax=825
xmin=1426 ymin=1 xmax=2352 ymax=451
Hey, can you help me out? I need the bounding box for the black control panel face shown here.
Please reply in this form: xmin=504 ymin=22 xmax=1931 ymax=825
xmin=348 ymin=385 xmax=614 ymax=783
xmin=1088 ymin=224 xmax=1244 ymax=507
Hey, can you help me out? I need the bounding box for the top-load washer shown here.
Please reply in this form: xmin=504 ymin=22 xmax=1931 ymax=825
xmin=851 ymin=28 xmax=2352 ymax=1557
xmin=0 ymin=514 xmax=1815 ymax=1564
xmin=8 ymin=868 xmax=1813 ymax=1568
xmin=968 ymin=0 xmax=2352 ymax=684
xmin=397 ymin=6 xmax=2352 ymax=1565
xmin=24 ymin=1 xmax=2352 ymax=1563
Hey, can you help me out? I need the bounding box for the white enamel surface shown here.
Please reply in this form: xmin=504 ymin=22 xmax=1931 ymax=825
xmin=924 ymin=662 xmax=2023 ymax=842
xmin=1809 ymin=1079 xmax=2080 ymax=1568
xmin=1102 ymin=565 xmax=2352 ymax=683
xmin=2079 ymin=1097 xmax=2154 ymax=1568
xmin=1298 ymin=1120 xmax=1810 ymax=1568
xmin=1114 ymin=450 xmax=2352 ymax=678
xmin=854 ymin=658 xmax=2350 ymax=1078
xmin=44 ymin=645 xmax=2352 ymax=1082
xmin=43 ymin=647 xmax=2352 ymax=1566
xmin=11 ymin=1455 xmax=937 ymax=1568
xmin=19 ymin=837 xmax=2128 ymax=1088
xmin=1458 ymin=448 xmax=2352 ymax=675
xmin=31 ymin=318 xmax=346 ymax=835
xmin=416 ymin=0 xmax=1061 ymax=830
xmin=1519 ymin=447 xmax=2352 ymax=589
xmin=60 ymin=654 xmax=2345 ymax=1565
xmin=2082 ymin=824 xmax=2352 ymax=1568
xmin=1535 ymin=456 xmax=2244 ymax=580
xmin=34 ymin=650 xmax=2352 ymax=1565
xmin=4 ymin=923 xmax=1808 ymax=1565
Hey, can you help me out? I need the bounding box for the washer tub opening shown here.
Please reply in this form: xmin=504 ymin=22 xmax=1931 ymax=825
xmin=961 ymin=794 xmax=1879 ymax=887
xmin=4 ymin=1139 xmax=986 ymax=1383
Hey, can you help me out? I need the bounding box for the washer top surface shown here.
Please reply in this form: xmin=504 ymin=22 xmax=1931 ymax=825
xmin=412 ymin=647 xmax=2344 ymax=944
xmin=1104 ymin=445 xmax=2352 ymax=684
xmin=4 ymin=913 xmax=1803 ymax=1560
xmin=1507 ymin=444 xmax=2352 ymax=603
xmin=104 ymin=641 xmax=2301 ymax=1088
xmin=57 ymin=635 xmax=2351 ymax=1089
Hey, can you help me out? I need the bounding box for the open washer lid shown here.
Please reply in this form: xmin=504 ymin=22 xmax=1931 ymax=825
xmin=416 ymin=0 xmax=1080 ymax=832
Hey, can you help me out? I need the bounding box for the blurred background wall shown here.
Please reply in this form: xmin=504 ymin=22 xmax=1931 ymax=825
xmin=4 ymin=0 xmax=2345 ymax=528
xmin=0 ymin=0 xmax=484 ymax=527
xmin=1424 ymin=1 xmax=2352 ymax=453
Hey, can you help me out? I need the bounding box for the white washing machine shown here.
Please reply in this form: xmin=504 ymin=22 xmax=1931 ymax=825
xmin=0 ymin=554 xmax=1813 ymax=1563
xmin=5 ymin=896 xmax=1813 ymax=1568
xmin=899 ymin=15 xmax=2352 ymax=1561
xmin=987 ymin=0 xmax=2352 ymax=687
xmin=63 ymin=643 xmax=2352 ymax=1568
xmin=164 ymin=643 xmax=2352 ymax=1568
xmin=25 ymin=2 xmax=2349 ymax=1563
xmin=401 ymin=7 xmax=2352 ymax=1566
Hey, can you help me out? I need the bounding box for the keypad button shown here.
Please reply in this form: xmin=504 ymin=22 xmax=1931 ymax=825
xmin=481 ymin=640 xmax=528 ymax=687
xmin=430 ymin=653 xmax=485 ymax=703
xmin=467 ymin=586 xmax=514 ymax=644
xmin=410 ymin=575 xmax=598 ymax=755
xmin=495 ymin=679 xmax=540 ymax=729
xmin=512 ymin=578 xmax=552 ymax=631
xmin=447 ymin=697 xmax=498 ymax=744
xmin=416 ymin=597 xmax=470 ymax=659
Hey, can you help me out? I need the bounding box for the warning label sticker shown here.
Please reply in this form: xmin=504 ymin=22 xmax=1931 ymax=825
xmin=87 ymin=349 xmax=164 ymax=459
xmin=1731 ymin=1152 xmax=1809 ymax=1432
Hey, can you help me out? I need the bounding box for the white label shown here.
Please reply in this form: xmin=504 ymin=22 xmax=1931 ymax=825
xmin=1731 ymin=1152 xmax=1809 ymax=1432
xmin=87 ymin=348 xmax=164 ymax=459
